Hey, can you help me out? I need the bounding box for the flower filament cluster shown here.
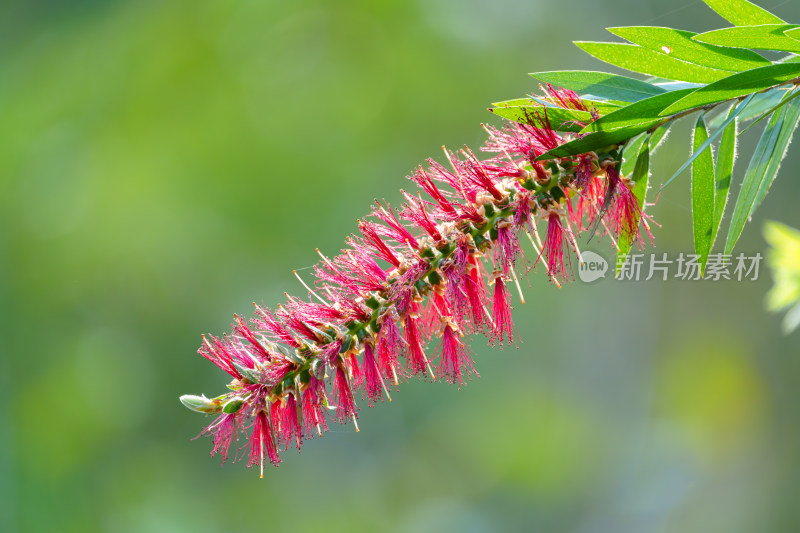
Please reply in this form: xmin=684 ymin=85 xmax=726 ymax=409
xmin=181 ymin=86 xmax=652 ymax=475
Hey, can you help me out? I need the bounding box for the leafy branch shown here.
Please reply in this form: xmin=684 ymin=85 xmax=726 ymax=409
xmin=181 ymin=0 xmax=800 ymax=474
xmin=493 ymin=0 xmax=800 ymax=273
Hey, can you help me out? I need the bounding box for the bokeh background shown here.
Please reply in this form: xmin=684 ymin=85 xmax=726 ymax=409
xmin=3 ymin=0 xmax=800 ymax=531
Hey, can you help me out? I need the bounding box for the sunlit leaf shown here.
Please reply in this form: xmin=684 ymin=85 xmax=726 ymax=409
xmin=725 ymin=96 xmax=800 ymax=254
xmin=581 ymin=88 xmax=695 ymax=133
xmin=574 ymin=42 xmax=734 ymax=84
xmin=739 ymin=87 xmax=800 ymax=136
xmin=691 ymin=114 xmax=716 ymax=275
xmin=660 ymin=93 xmax=755 ymax=191
xmin=491 ymin=96 xmax=622 ymax=115
xmin=489 ymin=105 xmax=593 ymax=132
xmin=535 ymin=124 xmax=653 ymax=161
xmin=529 ymin=70 xmax=665 ymax=103
xmin=659 ymin=63 xmax=800 ymax=116
xmin=712 ymin=110 xmax=738 ymax=249
xmin=693 ymin=25 xmax=800 ymax=53
xmin=617 ymin=138 xmax=650 ymax=272
xmin=701 ymin=0 xmax=785 ymax=26
xmin=607 ymin=26 xmax=770 ymax=71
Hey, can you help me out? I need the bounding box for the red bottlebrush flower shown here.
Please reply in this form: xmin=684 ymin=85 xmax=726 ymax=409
xmin=277 ymin=392 xmax=303 ymax=450
xmin=182 ymin=78 xmax=658 ymax=474
xmin=198 ymin=335 xmax=245 ymax=379
xmin=453 ymin=148 xmax=504 ymax=201
xmin=512 ymin=191 xmax=534 ymax=232
xmin=233 ymin=314 xmax=272 ymax=362
xmin=401 ymin=191 xmax=444 ymax=241
xmin=346 ymin=352 xmax=362 ymax=388
xmin=408 ymin=166 xmax=460 ymax=220
xmin=544 ymin=83 xmax=589 ymax=112
xmin=359 ymin=220 xmax=403 ymax=268
xmin=361 ymin=343 xmax=385 ymax=406
xmin=195 ymin=412 xmax=241 ymax=465
xmin=600 ymin=161 xmax=622 ymax=214
xmin=371 ymin=200 xmax=419 ymax=249
xmin=541 ymin=210 xmax=572 ymax=282
xmin=333 ymin=361 xmax=359 ymax=426
xmin=301 ymin=375 xmax=329 ymax=437
xmin=493 ymin=220 xmax=522 ymax=274
xmin=252 ymin=304 xmax=300 ymax=348
xmin=489 ymin=274 xmax=515 ymax=347
xmin=404 ymin=308 xmax=431 ymax=377
xmin=376 ymin=314 xmax=404 ymax=383
xmin=610 ymin=181 xmax=654 ymax=248
xmin=438 ymin=322 xmax=478 ymax=386
xmin=464 ymin=254 xmax=488 ymax=334
xmin=249 ymin=410 xmax=280 ymax=477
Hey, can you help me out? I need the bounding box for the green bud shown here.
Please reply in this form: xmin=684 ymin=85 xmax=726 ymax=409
xmin=232 ymin=361 xmax=258 ymax=384
xmin=222 ymin=398 xmax=245 ymax=414
xmin=180 ymin=394 xmax=223 ymax=414
xmin=311 ymin=358 xmax=326 ymax=380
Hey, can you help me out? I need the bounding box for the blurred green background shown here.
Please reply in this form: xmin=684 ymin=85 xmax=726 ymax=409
xmin=3 ymin=0 xmax=800 ymax=531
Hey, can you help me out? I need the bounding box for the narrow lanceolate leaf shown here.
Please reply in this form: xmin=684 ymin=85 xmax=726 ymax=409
xmin=535 ymin=124 xmax=654 ymax=161
xmin=712 ymin=110 xmax=738 ymax=249
xmin=489 ymin=105 xmax=593 ymax=133
xmin=650 ymin=124 xmax=671 ymax=151
xmin=694 ymin=25 xmax=800 ymax=53
xmin=786 ymin=27 xmax=800 ymax=42
xmin=581 ymin=88 xmax=696 ymax=133
xmin=725 ymin=95 xmax=800 ymax=254
xmin=607 ymin=26 xmax=770 ymax=72
xmin=620 ymin=133 xmax=646 ymax=177
xmin=692 ymin=114 xmax=716 ymax=275
xmin=738 ymin=87 xmax=793 ymax=123
xmin=660 ymin=93 xmax=755 ymax=191
xmin=617 ymin=138 xmax=650 ymax=272
xmin=659 ymin=63 xmax=800 ymax=116
xmin=701 ymin=0 xmax=785 ymax=26
xmin=491 ymin=97 xmax=622 ymax=116
xmin=574 ymin=42 xmax=735 ymax=84
xmin=529 ymin=70 xmax=665 ymax=103
xmin=739 ymin=87 xmax=800 ymax=136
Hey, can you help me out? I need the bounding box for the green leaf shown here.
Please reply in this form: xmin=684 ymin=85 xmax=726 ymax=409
xmin=491 ymin=96 xmax=621 ymax=115
xmin=650 ymin=124 xmax=671 ymax=151
xmin=574 ymin=42 xmax=735 ymax=84
xmin=701 ymin=0 xmax=785 ymax=26
xmin=535 ymin=124 xmax=653 ymax=161
xmin=738 ymin=87 xmax=793 ymax=123
xmin=660 ymin=93 xmax=755 ymax=191
xmin=617 ymin=138 xmax=650 ymax=271
xmin=529 ymin=70 xmax=665 ymax=103
xmin=725 ymin=95 xmax=800 ymax=254
xmin=785 ymin=27 xmax=800 ymax=42
xmin=692 ymin=114 xmax=716 ymax=275
xmin=607 ymin=26 xmax=770 ymax=72
xmin=659 ymin=63 xmax=800 ymax=116
xmin=739 ymin=87 xmax=800 ymax=136
xmin=580 ymin=88 xmax=696 ymax=133
xmin=489 ymin=105 xmax=593 ymax=133
xmin=712 ymin=110 xmax=738 ymax=249
xmin=620 ymin=133 xmax=646 ymax=177
xmin=222 ymin=398 xmax=245 ymax=414
xmin=693 ymin=25 xmax=800 ymax=53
